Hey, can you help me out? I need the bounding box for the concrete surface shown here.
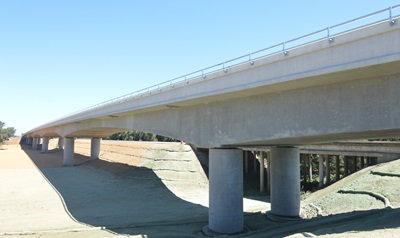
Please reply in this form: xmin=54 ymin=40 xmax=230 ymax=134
xmin=25 ymin=19 xmax=400 ymax=148
xmin=63 ymin=137 xmax=74 ymax=166
xmin=90 ymin=137 xmax=101 ymax=160
xmin=270 ymin=147 xmax=300 ymax=217
xmin=41 ymin=137 xmax=49 ymax=152
xmin=208 ymin=149 xmax=243 ymax=234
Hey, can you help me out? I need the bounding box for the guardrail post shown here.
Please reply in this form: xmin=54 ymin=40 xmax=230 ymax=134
xmin=327 ymin=27 xmax=334 ymax=43
xmin=249 ymin=53 xmax=254 ymax=65
xmin=282 ymin=42 xmax=288 ymax=56
xmin=389 ymin=6 xmax=396 ymax=25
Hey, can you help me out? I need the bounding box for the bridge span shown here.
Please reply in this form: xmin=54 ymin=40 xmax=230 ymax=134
xmin=25 ymin=7 xmax=400 ymax=235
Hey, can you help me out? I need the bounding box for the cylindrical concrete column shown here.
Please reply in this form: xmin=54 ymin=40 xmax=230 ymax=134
xmin=244 ymin=151 xmax=249 ymax=174
xmin=325 ymin=155 xmax=331 ymax=185
xmin=344 ymin=156 xmax=349 ymax=176
xmin=32 ymin=138 xmax=38 ymax=150
xmin=253 ymin=152 xmax=257 ymax=174
xmin=42 ymin=137 xmax=49 ymax=153
xmin=301 ymin=154 xmax=307 ymax=182
xmin=361 ymin=156 xmax=365 ymax=168
xmin=352 ymin=156 xmax=357 ymax=173
xmin=318 ymin=155 xmax=324 ymax=187
xmin=270 ymin=147 xmax=300 ymax=217
xmin=335 ymin=156 xmax=340 ymax=181
xmin=63 ymin=137 xmax=75 ymax=166
xmin=260 ymin=151 xmax=265 ymax=193
xmin=267 ymin=152 xmax=271 ymax=194
xmin=208 ymin=148 xmax=243 ymax=234
xmin=90 ymin=137 xmax=101 ymax=160
xmin=308 ymin=155 xmax=313 ymax=182
xmin=58 ymin=137 xmax=64 ymax=150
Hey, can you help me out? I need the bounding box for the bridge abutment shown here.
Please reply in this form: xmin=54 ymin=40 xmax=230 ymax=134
xmin=270 ymin=147 xmax=300 ymax=219
xmin=63 ymin=137 xmax=75 ymax=166
xmin=41 ymin=137 xmax=49 ymax=153
xmin=90 ymin=137 xmax=101 ymax=160
xmin=208 ymin=148 xmax=243 ymax=234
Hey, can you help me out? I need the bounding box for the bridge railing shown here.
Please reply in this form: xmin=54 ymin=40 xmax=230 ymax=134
xmin=28 ymin=5 xmax=400 ymax=133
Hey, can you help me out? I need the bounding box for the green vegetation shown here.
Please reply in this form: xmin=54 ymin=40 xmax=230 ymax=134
xmin=0 ymin=121 xmax=16 ymax=144
xmin=103 ymin=130 xmax=178 ymax=142
xmin=300 ymin=155 xmax=377 ymax=191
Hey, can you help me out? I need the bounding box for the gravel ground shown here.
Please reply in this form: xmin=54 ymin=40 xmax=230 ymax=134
xmin=1 ymin=137 xmax=400 ymax=237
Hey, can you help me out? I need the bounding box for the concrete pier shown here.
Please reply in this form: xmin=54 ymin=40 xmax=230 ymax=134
xmin=244 ymin=152 xmax=249 ymax=174
xmin=335 ymin=156 xmax=340 ymax=181
xmin=266 ymin=152 xmax=271 ymax=194
xmin=41 ymin=137 xmax=49 ymax=153
xmin=58 ymin=137 xmax=64 ymax=150
xmin=32 ymin=138 xmax=38 ymax=150
xmin=260 ymin=151 xmax=265 ymax=193
xmin=319 ymin=155 xmax=324 ymax=188
xmin=63 ymin=137 xmax=75 ymax=166
xmin=325 ymin=155 xmax=330 ymax=185
xmin=90 ymin=137 xmax=101 ymax=160
xmin=270 ymin=147 xmax=300 ymax=218
xmin=308 ymin=155 xmax=313 ymax=183
xmin=208 ymin=148 xmax=243 ymax=234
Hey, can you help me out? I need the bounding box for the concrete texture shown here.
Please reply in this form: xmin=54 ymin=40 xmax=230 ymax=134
xmin=301 ymin=141 xmax=400 ymax=162
xmin=270 ymin=147 xmax=300 ymax=217
xmin=42 ymin=137 xmax=49 ymax=153
xmin=58 ymin=137 xmax=64 ymax=150
xmin=208 ymin=149 xmax=243 ymax=234
xmin=90 ymin=137 xmax=101 ymax=160
xmin=25 ymin=20 xmax=400 ymax=148
xmin=32 ymin=138 xmax=38 ymax=150
xmin=63 ymin=137 xmax=74 ymax=166
xmin=20 ymin=18 xmax=400 ymax=235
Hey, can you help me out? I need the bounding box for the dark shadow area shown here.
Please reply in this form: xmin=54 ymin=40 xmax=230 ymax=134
xmin=21 ymin=146 xmax=209 ymax=237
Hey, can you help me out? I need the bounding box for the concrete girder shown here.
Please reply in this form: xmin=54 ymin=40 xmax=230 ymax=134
xmin=25 ymin=20 xmax=400 ymax=147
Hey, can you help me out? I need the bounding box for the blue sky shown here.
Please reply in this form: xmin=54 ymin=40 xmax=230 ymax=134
xmin=1 ymin=1 xmax=399 ymax=135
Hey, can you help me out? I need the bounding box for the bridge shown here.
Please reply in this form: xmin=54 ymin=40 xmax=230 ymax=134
xmin=24 ymin=6 xmax=400 ymax=235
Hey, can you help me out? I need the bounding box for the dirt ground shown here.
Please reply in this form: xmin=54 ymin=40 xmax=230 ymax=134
xmin=1 ymin=137 xmax=400 ymax=237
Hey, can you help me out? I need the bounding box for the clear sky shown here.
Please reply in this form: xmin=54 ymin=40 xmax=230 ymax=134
xmin=1 ymin=1 xmax=399 ymax=135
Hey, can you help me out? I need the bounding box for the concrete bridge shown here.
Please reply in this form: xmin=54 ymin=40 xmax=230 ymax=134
xmin=25 ymin=7 xmax=400 ymax=235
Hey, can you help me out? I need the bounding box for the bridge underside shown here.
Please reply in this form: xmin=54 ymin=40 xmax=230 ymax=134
xmin=229 ymin=129 xmax=400 ymax=148
xmin=31 ymin=72 xmax=400 ymax=148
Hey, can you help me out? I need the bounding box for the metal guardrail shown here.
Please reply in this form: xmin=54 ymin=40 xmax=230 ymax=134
xmin=28 ymin=5 xmax=400 ymax=133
